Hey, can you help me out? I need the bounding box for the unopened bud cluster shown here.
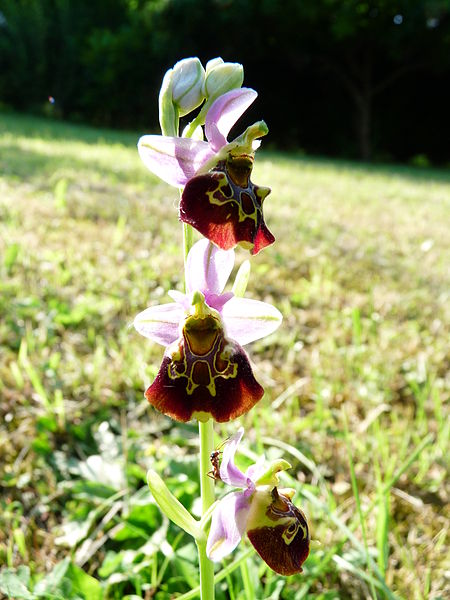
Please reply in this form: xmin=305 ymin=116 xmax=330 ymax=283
xmin=159 ymin=56 xmax=244 ymax=135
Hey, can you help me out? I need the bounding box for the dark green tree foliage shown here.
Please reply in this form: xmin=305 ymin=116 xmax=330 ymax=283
xmin=0 ymin=0 xmax=48 ymax=108
xmin=296 ymin=0 xmax=450 ymax=160
xmin=0 ymin=0 xmax=449 ymax=162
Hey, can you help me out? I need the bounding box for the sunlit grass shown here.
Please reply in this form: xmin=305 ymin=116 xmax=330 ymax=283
xmin=1 ymin=112 xmax=449 ymax=599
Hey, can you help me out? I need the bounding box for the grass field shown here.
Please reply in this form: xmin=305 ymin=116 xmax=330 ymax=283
xmin=0 ymin=111 xmax=449 ymax=599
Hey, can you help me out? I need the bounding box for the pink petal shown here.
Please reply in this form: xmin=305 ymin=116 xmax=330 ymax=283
xmin=222 ymin=297 xmax=282 ymax=345
xmin=168 ymin=290 xmax=190 ymax=310
xmin=186 ymin=239 xmax=234 ymax=296
xmin=206 ymin=291 xmax=234 ymax=312
xmin=219 ymin=428 xmax=248 ymax=488
xmin=134 ymin=303 xmax=183 ymax=346
xmin=205 ymin=88 xmax=258 ymax=152
xmin=138 ymin=135 xmax=214 ymax=187
xmin=207 ymin=491 xmax=250 ymax=561
xmin=245 ymin=456 xmax=267 ymax=482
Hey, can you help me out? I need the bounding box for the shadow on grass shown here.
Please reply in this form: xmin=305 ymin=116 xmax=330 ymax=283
xmin=0 ymin=139 xmax=147 ymax=185
xmin=0 ymin=110 xmax=144 ymax=146
xmin=3 ymin=111 xmax=450 ymax=185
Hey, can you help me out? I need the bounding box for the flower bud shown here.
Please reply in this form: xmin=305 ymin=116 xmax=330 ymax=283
xmin=205 ymin=57 xmax=224 ymax=73
xmin=171 ymin=57 xmax=206 ymax=116
xmin=203 ymin=58 xmax=244 ymax=103
xmin=183 ymin=59 xmax=245 ymax=134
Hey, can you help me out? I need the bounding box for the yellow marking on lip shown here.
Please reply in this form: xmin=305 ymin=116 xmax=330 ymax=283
xmin=167 ymin=314 xmax=238 ymax=396
xmin=205 ymin=170 xmax=260 ymax=226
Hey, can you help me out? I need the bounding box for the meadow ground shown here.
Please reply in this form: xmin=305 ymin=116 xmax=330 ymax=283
xmin=0 ymin=112 xmax=448 ymax=599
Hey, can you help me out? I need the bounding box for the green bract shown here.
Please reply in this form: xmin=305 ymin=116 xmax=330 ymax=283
xmin=158 ymin=57 xmax=206 ymax=136
xmin=147 ymin=469 xmax=204 ymax=542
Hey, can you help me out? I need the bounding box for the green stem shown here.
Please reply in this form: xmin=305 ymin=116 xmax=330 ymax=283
xmin=184 ymin=111 xmax=204 ymax=139
xmin=199 ymin=420 xmax=215 ymax=512
xmin=177 ymin=548 xmax=254 ymax=600
xmin=198 ymin=419 xmax=215 ymax=599
xmin=181 ymin=117 xmax=214 ymax=598
xmin=183 ymin=222 xmax=194 ymax=268
xmin=197 ymin=537 xmax=215 ymax=600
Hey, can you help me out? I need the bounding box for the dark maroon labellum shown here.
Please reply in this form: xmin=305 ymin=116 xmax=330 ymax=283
xmin=247 ymin=488 xmax=310 ymax=575
xmin=145 ymin=309 xmax=264 ymax=422
xmin=180 ymin=154 xmax=274 ymax=255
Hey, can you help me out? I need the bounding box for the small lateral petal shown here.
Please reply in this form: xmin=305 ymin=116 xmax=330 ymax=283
xmin=221 ymin=297 xmax=282 ymax=346
xmin=219 ymin=428 xmax=248 ymax=488
xmin=207 ymin=491 xmax=251 ymax=561
xmin=207 ymin=291 xmax=234 ymax=312
xmin=134 ymin=303 xmax=183 ymax=346
xmin=205 ymin=88 xmax=258 ymax=152
xmin=167 ymin=289 xmax=190 ymax=310
xmin=245 ymin=456 xmax=267 ymax=483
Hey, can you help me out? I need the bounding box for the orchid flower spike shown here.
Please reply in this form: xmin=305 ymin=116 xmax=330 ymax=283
xmin=134 ymin=239 xmax=282 ymax=422
xmin=207 ymin=428 xmax=310 ymax=575
xmin=138 ymin=87 xmax=274 ymax=255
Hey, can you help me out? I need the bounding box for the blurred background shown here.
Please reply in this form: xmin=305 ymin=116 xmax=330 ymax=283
xmin=1 ymin=2 xmax=449 ymax=599
xmin=0 ymin=0 xmax=449 ymax=165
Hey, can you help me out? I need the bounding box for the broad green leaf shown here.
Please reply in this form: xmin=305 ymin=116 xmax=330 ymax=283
xmin=66 ymin=563 xmax=103 ymax=600
xmin=34 ymin=558 xmax=70 ymax=596
xmin=0 ymin=568 xmax=33 ymax=600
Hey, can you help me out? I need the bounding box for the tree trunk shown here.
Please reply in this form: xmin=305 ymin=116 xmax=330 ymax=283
xmin=322 ymin=53 xmax=373 ymax=161
xmin=356 ymin=92 xmax=372 ymax=161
